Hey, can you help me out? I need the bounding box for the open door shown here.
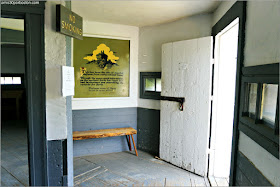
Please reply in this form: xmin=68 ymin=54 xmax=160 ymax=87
xmin=160 ymin=37 xmax=212 ymax=176
xmin=208 ymin=19 xmax=239 ymax=185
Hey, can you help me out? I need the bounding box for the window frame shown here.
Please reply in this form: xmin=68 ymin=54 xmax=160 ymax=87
xmin=239 ymin=63 xmax=279 ymax=159
xmin=140 ymin=72 xmax=161 ymax=100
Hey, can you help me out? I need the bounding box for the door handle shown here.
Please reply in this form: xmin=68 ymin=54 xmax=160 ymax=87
xmin=160 ymin=96 xmax=185 ymax=111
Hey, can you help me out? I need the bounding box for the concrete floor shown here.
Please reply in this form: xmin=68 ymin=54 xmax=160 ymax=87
xmin=74 ymin=151 xmax=210 ymax=186
xmin=1 ymin=120 xmax=29 ymax=186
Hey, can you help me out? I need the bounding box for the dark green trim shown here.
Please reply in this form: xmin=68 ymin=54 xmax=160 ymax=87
xmin=47 ymin=139 xmax=68 ymax=186
xmin=137 ymin=108 xmax=160 ymax=156
xmin=240 ymin=117 xmax=278 ymax=144
xmin=62 ymin=140 xmax=68 ymax=186
xmin=211 ymin=2 xmax=247 ymax=185
xmin=243 ymin=76 xmax=278 ymax=84
xmin=1 ymin=43 xmax=24 ymax=47
xmin=25 ymin=11 xmax=48 ymax=186
xmin=239 ymin=122 xmax=279 ymax=159
xmin=242 ymin=63 xmax=279 ymax=76
xmin=236 ymin=151 xmax=272 ymax=186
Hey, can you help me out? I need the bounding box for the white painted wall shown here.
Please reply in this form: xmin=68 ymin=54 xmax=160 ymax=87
xmin=71 ymin=20 xmax=139 ymax=110
xmin=45 ymin=1 xmax=67 ymax=140
xmin=213 ymin=1 xmax=280 ymax=67
xmin=244 ymin=1 xmax=280 ymax=67
xmin=213 ymin=1 xmax=280 ymax=185
xmin=139 ymin=14 xmax=212 ymax=110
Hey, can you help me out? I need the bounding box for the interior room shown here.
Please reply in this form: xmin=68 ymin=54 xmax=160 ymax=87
xmin=69 ymin=1 xmax=278 ymax=186
xmin=69 ymin=1 xmax=220 ymax=186
xmin=1 ymin=18 xmax=29 ymax=186
xmin=1 ymin=1 xmax=279 ymax=186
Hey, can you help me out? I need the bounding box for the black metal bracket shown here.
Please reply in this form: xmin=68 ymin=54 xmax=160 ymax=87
xmin=160 ymin=96 xmax=185 ymax=111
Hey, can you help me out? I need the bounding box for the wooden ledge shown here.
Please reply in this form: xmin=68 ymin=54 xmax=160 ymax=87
xmin=73 ymin=127 xmax=137 ymax=140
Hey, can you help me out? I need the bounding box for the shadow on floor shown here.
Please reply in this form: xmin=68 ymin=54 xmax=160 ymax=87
xmin=74 ymin=150 xmax=210 ymax=186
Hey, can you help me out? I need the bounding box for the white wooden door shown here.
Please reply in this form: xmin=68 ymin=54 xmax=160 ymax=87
xmin=160 ymin=37 xmax=212 ymax=176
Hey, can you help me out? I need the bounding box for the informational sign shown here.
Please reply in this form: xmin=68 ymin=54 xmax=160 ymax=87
xmin=56 ymin=4 xmax=83 ymax=40
xmin=62 ymin=66 xmax=75 ymax=97
xmin=73 ymin=36 xmax=130 ymax=98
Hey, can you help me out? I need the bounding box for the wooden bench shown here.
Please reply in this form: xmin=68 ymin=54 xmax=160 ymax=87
xmin=73 ymin=127 xmax=138 ymax=156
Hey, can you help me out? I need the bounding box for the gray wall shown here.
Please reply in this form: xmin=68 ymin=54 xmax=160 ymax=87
xmin=137 ymin=108 xmax=160 ymax=156
xmin=73 ymin=108 xmax=137 ymax=157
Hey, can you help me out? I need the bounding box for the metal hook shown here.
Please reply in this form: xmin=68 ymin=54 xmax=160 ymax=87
xmin=160 ymin=96 xmax=185 ymax=111
xmin=179 ymin=103 xmax=184 ymax=111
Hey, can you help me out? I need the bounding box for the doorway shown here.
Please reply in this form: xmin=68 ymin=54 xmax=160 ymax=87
xmin=1 ymin=2 xmax=47 ymax=185
xmin=208 ymin=18 xmax=239 ymax=186
xmin=208 ymin=2 xmax=246 ymax=186
xmin=159 ymin=2 xmax=246 ymax=186
xmin=1 ymin=17 xmax=29 ymax=186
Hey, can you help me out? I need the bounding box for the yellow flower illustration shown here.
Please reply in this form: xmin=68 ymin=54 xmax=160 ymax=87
xmin=83 ymin=44 xmax=120 ymax=70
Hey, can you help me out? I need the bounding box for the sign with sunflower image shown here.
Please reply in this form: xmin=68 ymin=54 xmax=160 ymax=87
xmin=73 ymin=36 xmax=130 ymax=98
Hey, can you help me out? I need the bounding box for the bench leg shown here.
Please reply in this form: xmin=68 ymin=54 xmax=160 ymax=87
xmin=127 ymin=135 xmax=132 ymax=151
xmin=130 ymin=134 xmax=138 ymax=156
